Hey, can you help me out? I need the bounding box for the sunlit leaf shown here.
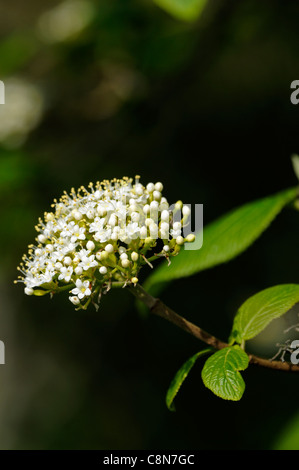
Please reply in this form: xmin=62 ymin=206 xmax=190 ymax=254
xmin=230 ymin=284 xmax=299 ymax=344
xmin=201 ymin=346 xmax=249 ymax=401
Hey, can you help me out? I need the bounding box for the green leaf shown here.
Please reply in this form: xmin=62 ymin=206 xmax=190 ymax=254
xmin=143 ymin=188 xmax=297 ymax=295
xmin=153 ymin=0 xmax=208 ymax=22
xmin=201 ymin=346 xmax=249 ymax=401
xmin=166 ymin=349 xmax=212 ymax=411
xmin=230 ymin=284 xmax=299 ymax=344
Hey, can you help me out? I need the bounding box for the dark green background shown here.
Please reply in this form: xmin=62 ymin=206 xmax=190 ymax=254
xmin=0 ymin=0 xmax=299 ymax=449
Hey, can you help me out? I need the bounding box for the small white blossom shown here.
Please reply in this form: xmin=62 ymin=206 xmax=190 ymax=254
xmin=71 ymin=279 xmax=92 ymax=299
xmin=70 ymin=225 xmax=86 ymax=243
xmin=58 ymin=266 xmax=73 ymax=282
xmin=79 ymin=255 xmax=98 ymax=271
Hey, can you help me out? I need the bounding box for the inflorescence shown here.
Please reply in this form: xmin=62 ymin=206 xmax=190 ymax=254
xmin=16 ymin=177 xmax=195 ymax=310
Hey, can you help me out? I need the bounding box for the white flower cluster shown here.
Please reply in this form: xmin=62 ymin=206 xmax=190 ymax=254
xmin=16 ymin=177 xmax=195 ymax=309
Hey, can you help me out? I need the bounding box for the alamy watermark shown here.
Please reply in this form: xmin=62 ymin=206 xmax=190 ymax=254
xmin=272 ymin=339 xmax=299 ymax=365
xmin=290 ymin=340 xmax=299 ymax=365
xmin=290 ymin=80 xmax=299 ymax=105
xmin=0 ymin=80 xmax=4 ymax=104
xmin=0 ymin=341 xmax=5 ymax=364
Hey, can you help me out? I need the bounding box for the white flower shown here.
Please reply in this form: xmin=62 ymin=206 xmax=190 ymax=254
xmin=89 ymin=217 xmax=105 ymax=233
xmin=71 ymin=279 xmax=92 ymax=299
xmin=79 ymin=255 xmax=98 ymax=271
xmin=58 ymin=266 xmax=73 ymax=282
xmin=70 ymin=224 xmax=86 ymax=243
xmin=77 ymin=248 xmax=91 ymax=260
xmin=125 ymin=222 xmax=140 ymax=240
xmin=93 ymin=222 xmax=112 ymax=242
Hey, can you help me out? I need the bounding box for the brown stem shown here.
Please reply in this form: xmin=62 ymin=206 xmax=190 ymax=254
xmin=129 ymin=284 xmax=299 ymax=372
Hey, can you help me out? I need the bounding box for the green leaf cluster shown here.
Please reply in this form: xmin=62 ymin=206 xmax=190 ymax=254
xmin=161 ymin=187 xmax=299 ymax=406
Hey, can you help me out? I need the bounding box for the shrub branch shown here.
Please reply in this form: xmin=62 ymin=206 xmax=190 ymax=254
xmin=129 ymin=284 xmax=299 ymax=372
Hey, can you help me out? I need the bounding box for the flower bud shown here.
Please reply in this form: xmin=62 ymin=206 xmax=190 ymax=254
xmin=145 ymin=218 xmax=154 ymax=227
xmin=175 ymin=201 xmax=183 ymax=210
xmin=38 ymin=234 xmax=46 ymax=243
xmin=146 ymin=182 xmax=155 ymax=192
xmin=161 ymin=210 xmax=169 ymax=222
xmin=131 ymin=211 xmax=140 ymax=222
xmin=176 ymin=236 xmax=184 ymax=246
xmin=97 ymin=206 xmax=107 ymax=217
xmin=135 ymin=184 xmax=143 ymax=196
xmin=173 ymin=221 xmax=181 ymax=231
xmin=121 ymin=259 xmax=130 ymax=268
xmin=69 ymin=296 xmax=80 ymax=305
xmin=25 ymin=287 xmax=34 ymax=295
xmin=182 ymin=205 xmax=191 ymax=216
xmin=153 ymin=190 xmax=161 ymax=201
xmin=100 ymin=251 xmax=109 ymax=261
xmin=150 ymin=200 xmax=159 ymax=210
xmin=155 ymin=182 xmax=163 ymax=192
xmin=111 ymin=233 xmax=118 ymax=241
xmin=143 ymin=204 xmax=150 ymax=215
xmin=73 ymin=210 xmax=82 ymax=220
xmin=86 ymin=241 xmax=95 ymax=251
xmin=140 ymin=226 xmax=147 ymax=238
xmin=186 ymin=234 xmax=195 ymax=243
xmin=45 ymin=212 xmax=54 ymax=222
xmin=160 ymin=222 xmax=169 ymax=232
xmin=87 ymin=209 xmax=95 ymax=219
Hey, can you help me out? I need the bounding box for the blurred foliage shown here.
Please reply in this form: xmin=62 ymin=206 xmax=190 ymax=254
xmin=153 ymin=0 xmax=208 ymax=22
xmin=0 ymin=0 xmax=299 ymax=450
xmin=273 ymin=412 xmax=299 ymax=450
